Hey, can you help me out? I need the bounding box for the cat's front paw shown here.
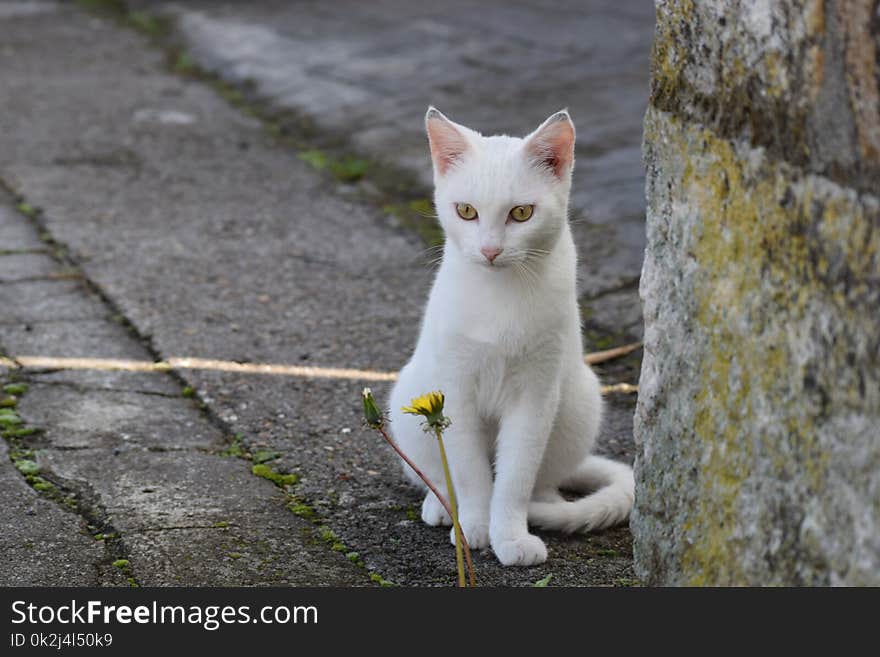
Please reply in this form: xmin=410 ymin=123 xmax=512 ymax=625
xmin=421 ymin=491 xmax=452 ymax=527
xmin=492 ymin=534 xmax=548 ymax=566
xmin=450 ymin=522 xmax=489 ymax=550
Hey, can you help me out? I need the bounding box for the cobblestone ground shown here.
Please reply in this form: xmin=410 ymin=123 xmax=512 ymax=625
xmin=0 ymin=0 xmax=653 ymax=586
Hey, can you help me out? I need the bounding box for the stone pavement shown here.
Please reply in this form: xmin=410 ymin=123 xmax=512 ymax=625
xmin=0 ymin=1 xmax=651 ymax=586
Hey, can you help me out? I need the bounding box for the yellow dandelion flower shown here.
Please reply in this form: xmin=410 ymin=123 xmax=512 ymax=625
xmin=401 ymin=391 xmax=449 ymax=429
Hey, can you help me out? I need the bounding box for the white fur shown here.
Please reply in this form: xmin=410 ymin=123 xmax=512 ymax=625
xmin=388 ymin=108 xmax=634 ymax=567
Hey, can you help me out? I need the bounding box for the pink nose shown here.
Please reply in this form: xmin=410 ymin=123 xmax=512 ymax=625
xmin=481 ymin=246 xmax=503 ymax=263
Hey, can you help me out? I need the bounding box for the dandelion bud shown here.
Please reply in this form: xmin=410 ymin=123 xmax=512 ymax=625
xmin=362 ymin=387 xmax=384 ymax=429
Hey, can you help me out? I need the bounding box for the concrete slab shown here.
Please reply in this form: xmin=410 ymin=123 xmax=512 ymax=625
xmin=18 ymin=384 xmax=223 ymax=450
xmin=0 ymin=441 xmax=102 ymax=586
xmin=0 ymin=279 xmax=110 ymax=323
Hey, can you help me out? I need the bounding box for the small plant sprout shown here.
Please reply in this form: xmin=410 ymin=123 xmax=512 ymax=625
xmin=361 ymin=388 xmax=475 ymax=587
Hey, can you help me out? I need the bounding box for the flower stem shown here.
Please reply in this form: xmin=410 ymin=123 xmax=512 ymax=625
xmin=377 ymin=426 xmax=475 ymax=586
xmin=435 ymin=427 xmax=466 ymax=588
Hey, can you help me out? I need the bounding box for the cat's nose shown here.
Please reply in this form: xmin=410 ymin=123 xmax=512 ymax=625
xmin=480 ymin=246 xmax=503 ymax=263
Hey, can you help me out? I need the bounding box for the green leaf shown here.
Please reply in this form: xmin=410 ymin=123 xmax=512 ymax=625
xmin=16 ymin=202 xmax=35 ymax=217
xmin=533 ymin=573 xmax=553 ymax=587
xmin=252 ymin=450 xmax=281 ymax=465
xmin=15 ymin=459 xmax=40 ymax=476
xmin=329 ymin=156 xmax=368 ymax=182
xmin=298 ymin=150 xmax=328 ymax=170
xmin=0 ymin=412 xmax=23 ymax=426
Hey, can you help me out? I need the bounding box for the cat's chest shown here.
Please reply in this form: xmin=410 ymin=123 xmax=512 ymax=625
xmin=440 ymin=330 xmax=559 ymax=418
xmin=433 ymin=282 xmax=562 ymax=348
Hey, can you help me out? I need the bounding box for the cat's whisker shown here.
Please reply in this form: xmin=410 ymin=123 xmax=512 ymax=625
xmin=417 ymin=244 xmax=446 ymax=259
xmin=424 ymin=255 xmax=445 ymax=271
xmin=524 ymin=248 xmax=551 ymax=261
xmin=513 ymin=259 xmax=540 ymax=297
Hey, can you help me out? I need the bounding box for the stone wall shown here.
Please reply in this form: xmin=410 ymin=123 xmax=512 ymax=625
xmin=633 ymin=0 xmax=880 ymax=585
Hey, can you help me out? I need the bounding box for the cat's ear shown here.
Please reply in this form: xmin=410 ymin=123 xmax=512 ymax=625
xmin=525 ymin=110 xmax=576 ymax=179
xmin=425 ymin=107 xmax=471 ymax=176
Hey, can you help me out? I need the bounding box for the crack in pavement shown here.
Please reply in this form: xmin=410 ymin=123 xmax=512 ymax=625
xmin=0 ymin=371 xmax=138 ymax=586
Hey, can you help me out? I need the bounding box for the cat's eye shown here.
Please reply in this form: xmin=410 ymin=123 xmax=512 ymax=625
xmin=510 ymin=205 xmax=534 ymax=222
xmin=455 ymin=203 xmax=478 ymax=220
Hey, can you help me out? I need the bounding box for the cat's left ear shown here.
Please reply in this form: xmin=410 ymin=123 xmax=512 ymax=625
xmin=525 ymin=110 xmax=576 ymax=179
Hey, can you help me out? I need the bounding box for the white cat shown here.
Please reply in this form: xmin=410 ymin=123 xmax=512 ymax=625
xmin=388 ymin=108 xmax=634 ymax=567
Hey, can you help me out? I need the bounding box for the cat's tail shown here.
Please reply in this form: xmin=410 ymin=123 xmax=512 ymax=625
xmin=528 ymin=456 xmax=634 ymax=533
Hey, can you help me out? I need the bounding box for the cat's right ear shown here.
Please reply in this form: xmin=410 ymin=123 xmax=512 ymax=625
xmin=525 ymin=110 xmax=576 ymax=179
xmin=425 ymin=107 xmax=470 ymax=176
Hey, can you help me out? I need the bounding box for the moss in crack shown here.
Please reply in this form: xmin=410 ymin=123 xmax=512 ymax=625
xmin=0 ymin=378 xmax=130 ymax=580
xmin=383 ymin=201 xmax=444 ymax=249
xmin=252 ymin=450 xmax=281 ymax=465
xmin=173 ymin=52 xmax=197 ymax=75
xmin=613 ymin=577 xmax=641 ymax=587
xmin=216 ymin=433 xmax=367 ymax=576
xmin=111 ymin=558 xmax=138 ymax=586
xmin=298 ymin=149 xmax=370 ymax=182
xmin=369 ymin=572 xmax=396 ymax=587
xmin=0 ymin=409 xmax=23 ymax=428
xmin=287 ymin=500 xmax=316 ymax=520
xmin=14 ymin=459 xmax=40 ymax=477
xmin=220 ymin=433 xmax=248 ymax=459
xmin=15 ymin=203 xmax=36 ymax=218
xmin=126 ymin=11 xmax=169 ymax=38
xmin=0 ymin=387 xmax=61 ymax=501
xmin=76 ymin=0 xmax=171 ymax=42
xmin=251 ymin=463 xmax=298 ymax=487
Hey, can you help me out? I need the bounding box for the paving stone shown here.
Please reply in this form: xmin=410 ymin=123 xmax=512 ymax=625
xmin=37 ymin=449 xmax=364 ymax=585
xmin=0 ymin=279 xmax=110 ymax=324
xmin=1 ymin=318 xmax=153 ymax=361
xmin=0 ymin=252 xmax=62 ymax=282
xmin=18 ymin=383 xmax=223 ymax=450
xmin=27 ymin=367 xmax=183 ymax=397
xmin=0 ymin=440 xmax=102 ymax=586
xmin=0 ymin=197 xmax=45 ymax=251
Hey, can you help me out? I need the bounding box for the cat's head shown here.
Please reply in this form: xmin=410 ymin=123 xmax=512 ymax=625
xmin=425 ymin=107 xmax=575 ymax=268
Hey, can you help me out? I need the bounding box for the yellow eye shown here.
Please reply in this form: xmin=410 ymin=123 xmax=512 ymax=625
xmin=455 ymin=203 xmax=478 ymax=220
xmin=510 ymin=205 xmax=534 ymax=222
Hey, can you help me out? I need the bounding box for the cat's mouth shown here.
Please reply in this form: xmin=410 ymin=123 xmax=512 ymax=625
xmin=477 ymin=257 xmax=509 ymax=269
